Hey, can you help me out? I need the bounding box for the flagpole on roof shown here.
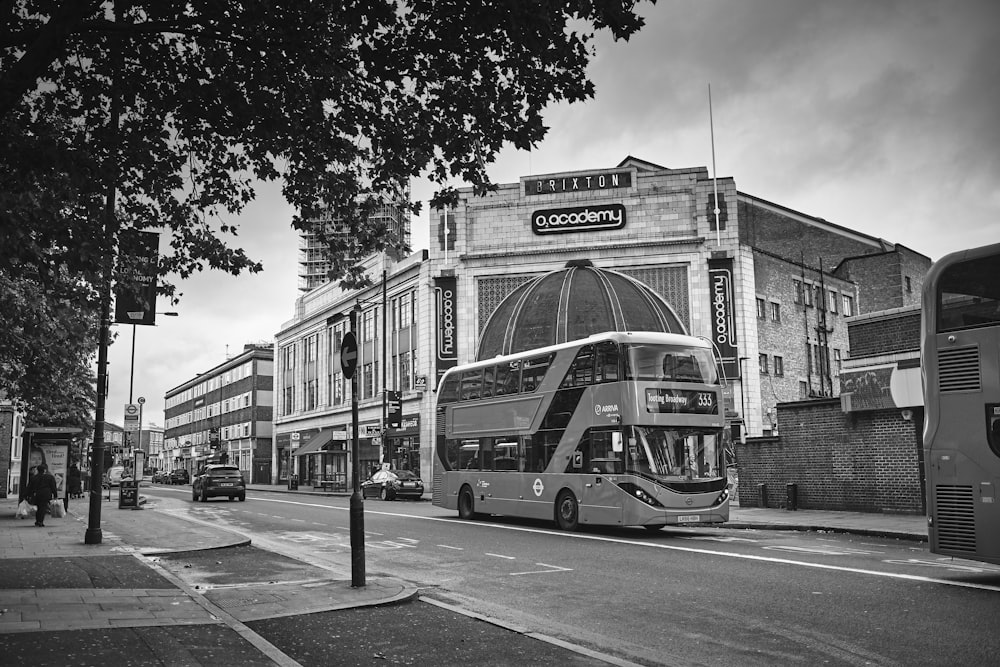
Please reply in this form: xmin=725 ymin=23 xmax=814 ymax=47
xmin=709 ymin=84 xmax=721 ymax=246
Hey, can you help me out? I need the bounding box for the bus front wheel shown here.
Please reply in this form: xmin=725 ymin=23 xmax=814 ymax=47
xmin=555 ymin=491 xmax=579 ymax=531
xmin=458 ymin=487 xmax=477 ymax=520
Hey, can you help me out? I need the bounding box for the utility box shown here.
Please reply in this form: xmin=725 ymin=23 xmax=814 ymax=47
xmin=786 ymin=483 xmax=798 ymax=511
xmin=288 ymin=474 xmax=299 ymax=491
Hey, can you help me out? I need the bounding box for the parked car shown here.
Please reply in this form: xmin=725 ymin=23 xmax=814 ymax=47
xmin=168 ymin=469 xmax=190 ymax=485
xmin=151 ymin=471 xmax=168 ymax=484
xmin=192 ymin=464 xmax=246 ymax=502
xmin=361 ymin=469 xmax=424 ymax=501
xmin=106 ymin=466 xmax=130 ymax=487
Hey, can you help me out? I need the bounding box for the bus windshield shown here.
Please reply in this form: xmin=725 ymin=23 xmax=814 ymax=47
xmin=624 ymin=344 xmax=718 ymax=384
xmin=625 ymin=426 xmax=721 ymax=479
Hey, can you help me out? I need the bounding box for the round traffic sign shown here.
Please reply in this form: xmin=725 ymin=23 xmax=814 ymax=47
xmin=340 ymin=332 xmax=358 ymax=379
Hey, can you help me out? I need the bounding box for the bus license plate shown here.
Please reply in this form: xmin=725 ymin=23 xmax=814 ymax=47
xmin=677 ymin=515 xmax=701 ymax=523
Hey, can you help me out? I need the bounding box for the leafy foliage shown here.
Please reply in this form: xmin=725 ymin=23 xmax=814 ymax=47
xmin=0 ymin=0 xmax=653 ymax=412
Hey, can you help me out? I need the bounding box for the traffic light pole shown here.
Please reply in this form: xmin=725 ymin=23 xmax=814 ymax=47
xmin=347 ymin=306 xmax=365 ymax=588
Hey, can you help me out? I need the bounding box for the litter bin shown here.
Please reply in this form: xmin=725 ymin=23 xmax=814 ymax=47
xmin=288 ymin=474 xmax=299 ymax=491
xmin=757 ymin=483 xmax=768 ymax=508
xmin=786 ymin=483 xmax=798 ymax=511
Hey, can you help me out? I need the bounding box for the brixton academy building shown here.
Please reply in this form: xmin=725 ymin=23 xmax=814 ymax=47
xmin=272 ymin=156 xmax=926 ymax=488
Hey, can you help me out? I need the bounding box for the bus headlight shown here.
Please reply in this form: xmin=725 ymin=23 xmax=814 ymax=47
xmin=715 ymin=488 xmax=729 ymax=505
xmin=618 ymin=483 xmax=665 ymax=508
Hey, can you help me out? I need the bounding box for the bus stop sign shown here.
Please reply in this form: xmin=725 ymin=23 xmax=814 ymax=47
xmin=340 ymin=332 xmax=358 ymax=379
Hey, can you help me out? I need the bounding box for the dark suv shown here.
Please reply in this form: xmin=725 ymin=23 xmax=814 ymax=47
xmin=169 ymin=469 xmax=190 ymax=485
xmin=192 ymin=464 xmax=246 ymax=502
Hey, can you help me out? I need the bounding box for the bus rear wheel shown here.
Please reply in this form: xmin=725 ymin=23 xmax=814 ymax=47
xmin=458 ymin=486 xmax=477 ymax=520
xmin=555 ymin=491 xmax=579 ymax=531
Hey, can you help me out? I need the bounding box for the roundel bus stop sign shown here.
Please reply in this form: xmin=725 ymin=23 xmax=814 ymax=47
xmin=340 ymin=332 xmax=358 ymax=379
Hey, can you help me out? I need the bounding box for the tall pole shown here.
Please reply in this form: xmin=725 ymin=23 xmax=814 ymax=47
xmin=381 ymin=268 xmax=387 ymax=464
xmin=86 ymin=0 xmax=122 ymax=545
xmin=349 ymin=306 xmax=366 ymax=587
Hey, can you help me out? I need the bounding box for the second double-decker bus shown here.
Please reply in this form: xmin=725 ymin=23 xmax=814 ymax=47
xmin=433 ymin=331 xmax=730 ymax=531
xmin=922 ymin=241 xmax=1000 ymax=565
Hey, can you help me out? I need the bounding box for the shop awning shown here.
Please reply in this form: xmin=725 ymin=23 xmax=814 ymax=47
xmin=292 ymin=430 xmax=336 ymax=457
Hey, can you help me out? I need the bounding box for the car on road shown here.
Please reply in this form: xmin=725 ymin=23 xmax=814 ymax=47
xmin=106 ymin=465 xmax=130 ymax=487
xmin=168 ymin=469 xmax=190 ymax=485
xmin=192 ymin=464 xmax=246 ymax=502
xmin=361 ymin=469 xmax=424 ymax=501
xmin=151 ymin=471 xmax=168 ymax=484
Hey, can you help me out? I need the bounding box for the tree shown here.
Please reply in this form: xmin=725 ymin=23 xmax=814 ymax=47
xmin=0 ymin=0 xmax=654 ymax=409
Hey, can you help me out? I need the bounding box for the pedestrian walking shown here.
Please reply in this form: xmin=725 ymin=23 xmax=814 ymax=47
xmin=68 ymin=463 xmax=83 ymax=499
xmin=25 ymin=463 xmax=58 ymax=527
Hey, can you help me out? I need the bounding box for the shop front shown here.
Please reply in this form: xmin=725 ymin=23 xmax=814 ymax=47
xmin=385 ymin=414 xmax=420 ymax=474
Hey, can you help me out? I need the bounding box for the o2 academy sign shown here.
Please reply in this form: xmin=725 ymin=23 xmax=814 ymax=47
xmin=531 ymin=203 xmax=626 ymax=235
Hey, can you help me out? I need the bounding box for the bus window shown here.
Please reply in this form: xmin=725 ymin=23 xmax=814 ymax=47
xmin=494 ymin=441 xmax=518 ymax=471
xmin=580 ymin=429 xmax=623 ymax=475
xmin=595 ymin=340 xmax=620 ymax=383
xmin=459 ymin=441 xmax=480 ymax=469
xmin=937 ymin=254 xmax=1000 ymax=331
xmin=495 ymin=361 xmax=520 ymax=396
xmin=625 ymin=344 xmax=718 ymax=384
xmin=530 ymin=430 xmax=562 ymax=472
xmin=560 ymin=345 xmax=595 ymax=388
xmin=460 ymin=369 xmax=484 ymax=401
xmin=482 ymin=365 xmax=496 ymax=398
xmin=438 ymin=374 xmax=460 ymax=404
xmin=521 ymin=353 xmax=553 ymax=392
xmin=625 ymin=426 xmax=721 ymax=479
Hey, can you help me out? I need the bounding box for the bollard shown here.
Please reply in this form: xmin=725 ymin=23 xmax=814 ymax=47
xmin=758 ymin=483 xmax=768 ymax=508
xmin=786 ymin=482 xmax=798 ymax=511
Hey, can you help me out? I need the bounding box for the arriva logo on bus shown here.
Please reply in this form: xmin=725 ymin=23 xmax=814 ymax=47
xmin=595 ymin=403 xmax=620 ymax=415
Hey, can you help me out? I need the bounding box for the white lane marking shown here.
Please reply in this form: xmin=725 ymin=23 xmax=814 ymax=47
xmin=171 ymin=495 xmax=1000 ymax=594
xmin=678 ymin=536 xmax=760 ymax=543
xmin=437 ymin=544 xmax=463 ymax=550
xmin=764 ymin=545 xmax=880 ymax=556
xmin=511 ymin=563 xmax=573 ymax=576
xmin=485 ymin=552 xmax=516 ymax=559
xmin=882 ymin=558 xmax=1000 ymax=574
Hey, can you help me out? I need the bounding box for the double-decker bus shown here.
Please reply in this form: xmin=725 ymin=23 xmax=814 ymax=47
xmin=433 ymin=331 xmax=730 ymax=531
xmin=922 ymin=241 xmax=1000 ymax=565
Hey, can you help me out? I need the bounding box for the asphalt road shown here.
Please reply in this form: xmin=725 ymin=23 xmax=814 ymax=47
xmin=145 ymin=486 xmax=1000 ymax=666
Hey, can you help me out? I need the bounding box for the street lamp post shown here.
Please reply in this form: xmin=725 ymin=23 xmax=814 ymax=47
xmin=126 ymin=312 xmax=177 ymax=455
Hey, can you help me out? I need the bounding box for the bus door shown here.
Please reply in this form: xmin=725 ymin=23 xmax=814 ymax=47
xmin=574 ymin=430 xmax=624 ymax=525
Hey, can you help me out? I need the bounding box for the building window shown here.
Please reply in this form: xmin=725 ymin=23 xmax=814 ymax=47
xmin=305 ymin=378 xmax=317 ymax=411
xmin=828 ymin=291 xmax=838 ymax=314
xmin=774 ymin=356 xmax=784 ymax=376
xmin=770 ymin=302 xmax=781 ymax=322
xmin=842 ymin=294 xmax=854 ymax=317
xmin=804 ymin=283 xmax=814 ymax=307
xmin=793 ymin=279 xmax=803 ymax=304
xmin=756 ymin=298 xmax=765 ymax=319
xmin=799 ymin=381 xmax=808 ymax=399
xmin=834 ymin=348 xmax=842 ymax=372
xmin=905 ymin=276 xmax=912 ymax=293
xmin=758 ymin=353 xmax=769 ymax=374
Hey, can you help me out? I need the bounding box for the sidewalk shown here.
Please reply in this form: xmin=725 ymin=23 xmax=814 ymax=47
xmin=0 ymin=486 xmax=927 ymax=666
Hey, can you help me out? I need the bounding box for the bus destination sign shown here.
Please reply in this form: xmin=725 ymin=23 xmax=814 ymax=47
xmin=645 ymin=388 xmax=718 ymax=415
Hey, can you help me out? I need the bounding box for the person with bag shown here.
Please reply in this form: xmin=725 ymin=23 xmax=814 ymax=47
xmin=25 ymin=463 xmax=58 ymax=527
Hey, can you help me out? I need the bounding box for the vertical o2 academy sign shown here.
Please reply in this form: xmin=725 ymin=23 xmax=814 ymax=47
xmin=708 ymin=258 xmax=740 ymax=379
xmin=435 ymin=276 xmax=458 ymax=385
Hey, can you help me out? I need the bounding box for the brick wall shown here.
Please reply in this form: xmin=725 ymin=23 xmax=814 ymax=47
xmin=848 ymin=308 xmax=922 ymax=358
xmin=735 ymin=399 xmax=924 ymax=514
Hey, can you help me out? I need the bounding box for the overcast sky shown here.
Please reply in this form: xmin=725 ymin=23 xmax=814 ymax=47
xmin=108 ymin=0 xmax=1000 ymax=431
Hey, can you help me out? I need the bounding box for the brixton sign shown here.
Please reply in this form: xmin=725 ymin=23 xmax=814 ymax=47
xmin=531 ymin=203 xmax=626 ymax=235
